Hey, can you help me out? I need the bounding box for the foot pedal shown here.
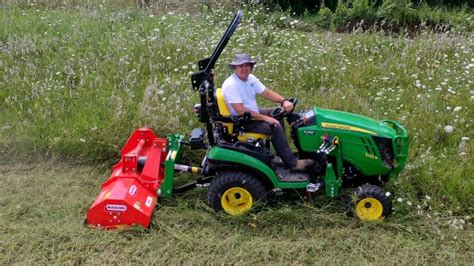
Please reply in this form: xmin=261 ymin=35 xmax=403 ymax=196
xmin=306 ymin=182 xmax=322 ymax=192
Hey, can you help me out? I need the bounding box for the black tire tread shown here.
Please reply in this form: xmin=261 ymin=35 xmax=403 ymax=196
xmin=355 ymin=183 xmax=392 ymax=218
xmin=208 ymin=171 xmax=267 ymax=213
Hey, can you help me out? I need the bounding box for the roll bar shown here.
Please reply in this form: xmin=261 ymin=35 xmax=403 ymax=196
xmin=190 ymin=10 xmax=243 ymax=146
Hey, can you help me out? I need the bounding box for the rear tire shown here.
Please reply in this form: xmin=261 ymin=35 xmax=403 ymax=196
xmin=352 ymin=183 xmax=392 ymax=221
xmin=208 ymin=171 xmax=267 ymax=216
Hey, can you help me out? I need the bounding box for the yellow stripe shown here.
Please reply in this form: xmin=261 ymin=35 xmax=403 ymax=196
xmin=321 ymin=122 xmax=377 ymax=135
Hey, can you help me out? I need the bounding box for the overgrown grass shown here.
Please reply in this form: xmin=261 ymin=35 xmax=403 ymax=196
xmin=0 ymin=3 xmax=473 ymax=263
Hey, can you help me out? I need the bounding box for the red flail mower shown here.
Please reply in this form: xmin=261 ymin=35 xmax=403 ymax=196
xmin=86 ymin=128 xmax=168 ymax=229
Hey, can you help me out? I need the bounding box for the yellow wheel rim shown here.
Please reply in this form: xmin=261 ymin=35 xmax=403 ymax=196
xmin=221 ymin=187 xmax=253 ymax=216
xmin=355 ymin=198 xmax=384 ymax=221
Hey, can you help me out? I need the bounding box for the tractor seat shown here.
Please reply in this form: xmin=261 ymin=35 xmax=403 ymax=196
xmin=215 ymin=88 xmax=269 ymax=142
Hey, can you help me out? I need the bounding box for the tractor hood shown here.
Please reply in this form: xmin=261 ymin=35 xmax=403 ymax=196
xmin=314 ymin=107 xmax=397 ymax=138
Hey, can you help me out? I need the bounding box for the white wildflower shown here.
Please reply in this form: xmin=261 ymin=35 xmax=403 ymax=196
xmin=415 ymin=80 xmax=422 ymax=88
xmin=453 ymin=106 xmax=462 ymax=112
xmin=444 ymin=125 xmax=454 ymax=133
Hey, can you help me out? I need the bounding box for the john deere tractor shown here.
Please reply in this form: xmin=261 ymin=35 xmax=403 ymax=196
xmin=87 ymin=10 xmax=409 ymax=229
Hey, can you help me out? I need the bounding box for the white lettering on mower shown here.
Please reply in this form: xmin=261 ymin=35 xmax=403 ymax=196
xmin=105 ymin=204 xmax=127 ymax=212
xmin=145 ymin=196 xmax=153 ymax=207
xmin=129 ymin=185 xmax=137 ymax=196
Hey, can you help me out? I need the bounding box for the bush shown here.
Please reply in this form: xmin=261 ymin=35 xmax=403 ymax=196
xmin=313 ymin=6 xmax=334 ymax=28
xmin=269 ymin=0 xmax=473 ymax=32
xmin=378 ymin=0 xmax=419 ymax=25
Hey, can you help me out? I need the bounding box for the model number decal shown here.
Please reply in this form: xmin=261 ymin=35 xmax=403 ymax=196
xmin=365 ymin=153 xmax=378 ymax=160
xmin=303 ymin=130 xmax=315 ymax=135
xmin=105 ymin=204 xmax=127 ymax=212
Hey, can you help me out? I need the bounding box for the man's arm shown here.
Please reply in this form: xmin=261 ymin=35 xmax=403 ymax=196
xmin=260 ymin=87 xmax=294 ymax=112
xmin=261 ymin=87 xmax=285 ymax=103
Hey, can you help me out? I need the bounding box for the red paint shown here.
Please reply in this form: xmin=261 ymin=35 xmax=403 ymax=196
xmin=87 ymin=128 xmax=168 ymax=229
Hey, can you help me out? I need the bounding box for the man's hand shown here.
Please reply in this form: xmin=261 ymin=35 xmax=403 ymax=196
xmin=282 ymin=100 xmax=294 ymax=113
xmin=263 ymin=116 xmax=281 ymax=127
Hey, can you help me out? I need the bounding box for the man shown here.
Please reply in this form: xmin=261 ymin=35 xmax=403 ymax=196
xmin=222 ymin=54 xmax=313 ymax=171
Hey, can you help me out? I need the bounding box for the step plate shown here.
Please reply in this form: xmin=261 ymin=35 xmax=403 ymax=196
xmin=275 ymin=165 xmax=310 ymax=182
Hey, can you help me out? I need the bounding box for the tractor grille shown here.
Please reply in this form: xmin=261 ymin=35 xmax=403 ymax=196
xmin=360 ymin=137 xmax=377 ymax=156
xmin=372 ymin=136 xmax=395 ymax=168
xmin=360 ymin=137 xmax=394 ymax=169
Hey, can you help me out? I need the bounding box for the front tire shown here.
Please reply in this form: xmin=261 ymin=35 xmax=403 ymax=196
xmin=352 ymin=183 xmax=392 ymax=221
xmin=208 ymin=171 xmax=267 ymax=216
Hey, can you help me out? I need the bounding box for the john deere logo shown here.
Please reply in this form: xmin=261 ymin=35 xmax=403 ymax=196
xmin=321 ymin=122 xmax=377 ymax=135
xmin=303 ymin=130 xmax=315 ymax=135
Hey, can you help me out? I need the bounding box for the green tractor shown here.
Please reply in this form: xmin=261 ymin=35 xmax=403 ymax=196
xmin=180 ymin=11 xmax=409 ymax=221
xmin=87 ymin=11 xmax=410 ymax=229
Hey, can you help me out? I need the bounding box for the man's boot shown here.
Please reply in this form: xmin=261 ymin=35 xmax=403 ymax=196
xmin=290 ymin=159 xmax=314 ymax=172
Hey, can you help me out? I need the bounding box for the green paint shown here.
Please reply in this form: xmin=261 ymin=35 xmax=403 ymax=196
xmin=160 ymin=134 xmax=184 ymax=198
xmin=207 ymin=147 xmax=308 ymax=189
xmin=298 ymin=107 xmax=409 ymax=179
xmin=324 ymin=163 xmax=341 ymax=197
xmin=161 ymin=107 xmax=409 ymax=195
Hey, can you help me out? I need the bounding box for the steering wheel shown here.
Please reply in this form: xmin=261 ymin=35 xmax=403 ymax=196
xmin=270 ymin=98 xmax=298 ymax=119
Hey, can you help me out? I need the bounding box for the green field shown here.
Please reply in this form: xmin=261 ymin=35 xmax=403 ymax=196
xmin=0 ymin=2 xmax=473 ymax=264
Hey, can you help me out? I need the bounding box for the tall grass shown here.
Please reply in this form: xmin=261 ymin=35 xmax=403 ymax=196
xmin=0 ymin=1 xmax=472 ymax=227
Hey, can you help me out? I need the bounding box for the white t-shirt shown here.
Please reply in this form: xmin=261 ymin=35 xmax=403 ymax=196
xmin=222 ymin=73 xmax=266 ymax=116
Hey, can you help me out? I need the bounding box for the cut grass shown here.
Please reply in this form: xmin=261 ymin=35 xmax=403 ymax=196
xmin=0 ymin=161 xmax=472 ymax=264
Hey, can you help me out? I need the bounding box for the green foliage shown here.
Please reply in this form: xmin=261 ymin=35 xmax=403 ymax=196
xmin=412 ymin=0 xmax=474 ymax=8
xmin=351 ymin=0 xmax=379 ymax=22
xmin=291 ymin=0 xmax=473 ymax=32
xmin=264 ymin=0 xmax=321 ymax=15
xmin=313 ymin=7 xmax=334 ymax=29
xmin=377 ymin=0 xmax=419 ymax=25
xmin=333 ymin=1 xmax=352 ymax=26
xmin=266 ymin=0 xmax=474 ymax=12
